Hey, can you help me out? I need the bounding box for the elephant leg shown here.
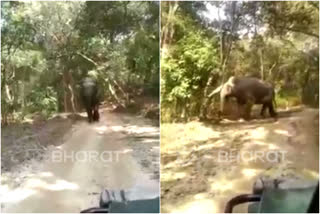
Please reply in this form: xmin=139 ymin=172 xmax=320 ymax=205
xmin=260 ymin=104 xmax=267 ymax=117
xmin=86 ymin=108 xmax=93 ymax=123
xmin=244 ymin=103 xmax=253 ymax=120
xmin=92 ymin=105 xmax=100 ymax=122
xmin=236 ymin=103 xmax=251 ymax=120
xmin=243 ymin=96 xmax=255 ymax=120
xmin=236 ymin=103 xmax=243 ymax=119
xmin=268 ymin=102 xmax=277 ymax=118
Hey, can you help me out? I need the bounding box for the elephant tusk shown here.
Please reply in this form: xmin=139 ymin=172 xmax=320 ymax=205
xmin=208 ymin=84 xmax=223 ymax=98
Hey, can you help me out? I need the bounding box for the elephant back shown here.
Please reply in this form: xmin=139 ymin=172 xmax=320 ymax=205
xmin=234 ymin=77 xmax=274 ymax=103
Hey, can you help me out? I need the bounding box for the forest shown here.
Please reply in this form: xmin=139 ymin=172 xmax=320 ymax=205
xmin=1 ymin=1 xmax=159 ymax=125
xmin=161 ymin=1 xmax=319 ymax=122
xmin=160 ymin=2 xmax=319 ymax=212
xmin=2 ymin=2 xmax=161 ymax=212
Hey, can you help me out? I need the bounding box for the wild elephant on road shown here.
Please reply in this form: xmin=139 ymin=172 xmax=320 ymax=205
xmin=80 ymin=77 xmax=100 ymax=123
xmin=209 ymin=76 xmax=277 ymax=120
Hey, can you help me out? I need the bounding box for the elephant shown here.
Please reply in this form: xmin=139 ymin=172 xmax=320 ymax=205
xmin=80 ymin=77 xmax=100 ymax=123
xmin=212 ymin=76 xmax=277 ymax=120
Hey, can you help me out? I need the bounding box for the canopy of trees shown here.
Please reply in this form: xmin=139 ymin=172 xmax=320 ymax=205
xmin=1 ymin=1 xmax=159 ymax=124
xmin=161 ymin=1 xmax=319 ymax=122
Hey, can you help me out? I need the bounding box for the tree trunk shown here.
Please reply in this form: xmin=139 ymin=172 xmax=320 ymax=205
xmin=200 ymin=2 xmax=239 ymax=120
xmin=259 ymin=48 xmax=264 ymax=80
xmin=200 ymin=37 xmax=234 ymax=119
xmin=161 ymin=1 xmax=179 ymax=49
xmin=199 ymin=74 xmax=216 ymax=119
xmin=62 ymin=70 xmax=77 ymax=112
xmin=268 ymin=62 xmax=277 ymax=81
xmin=107 ymin=78 xmax=125 ymax=108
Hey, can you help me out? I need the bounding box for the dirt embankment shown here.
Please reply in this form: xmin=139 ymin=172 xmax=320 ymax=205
xmin=161 ymin=107 xmax=319 ymax=213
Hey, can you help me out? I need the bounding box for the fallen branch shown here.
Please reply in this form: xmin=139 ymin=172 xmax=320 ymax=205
xmin=76 ymin=52 xmax=99 ymax=67
xmin=107 ymin=80 xmax=126 ymax=108
xmin=112 ymin=79 xmax=129 ymax=104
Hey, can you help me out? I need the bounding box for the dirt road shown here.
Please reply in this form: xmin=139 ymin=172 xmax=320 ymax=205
xmin=161 ymin=107 xmax=319 ymax=213
xmin=1 ymin=110 xmax=159 ymax=212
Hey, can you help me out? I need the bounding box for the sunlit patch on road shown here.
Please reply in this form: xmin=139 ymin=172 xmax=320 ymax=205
xmin=0 ymin=186 xmax=36 ymax=203
xmin=242 ymin=168 xmax=259 ymax=178
xmin=25 ymin=178 xmax=79 ymax=191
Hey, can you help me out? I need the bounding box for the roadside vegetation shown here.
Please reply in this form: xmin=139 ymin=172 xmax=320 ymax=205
xmin=161 ymin=1 xmax=318 ymax=122
xmin=1 ymin=1 xmax=159 ymax=125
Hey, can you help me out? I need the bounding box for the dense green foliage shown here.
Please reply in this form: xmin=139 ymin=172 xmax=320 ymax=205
xmin=161 ymin=1 xmax=319 ymax=122
xmin=161 ymin=16 xmax=219 ymax=120
xmin=1 ymin=1 xmax=319 ymax=124
xmin=1 ymin=1 xmax=159 ymax=124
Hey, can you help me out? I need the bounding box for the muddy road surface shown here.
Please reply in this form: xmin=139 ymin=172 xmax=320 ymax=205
xmin=161 ymin=107 xmax=319 ymax=213
xmin=1 ymin=110 xmax=159 ymax=213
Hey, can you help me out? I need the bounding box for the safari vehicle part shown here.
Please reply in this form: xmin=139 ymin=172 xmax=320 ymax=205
xmin=225 ymin=178 xmax=319 ymax=213
xmin=81 ymin=189 xmax=160 ymax=213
